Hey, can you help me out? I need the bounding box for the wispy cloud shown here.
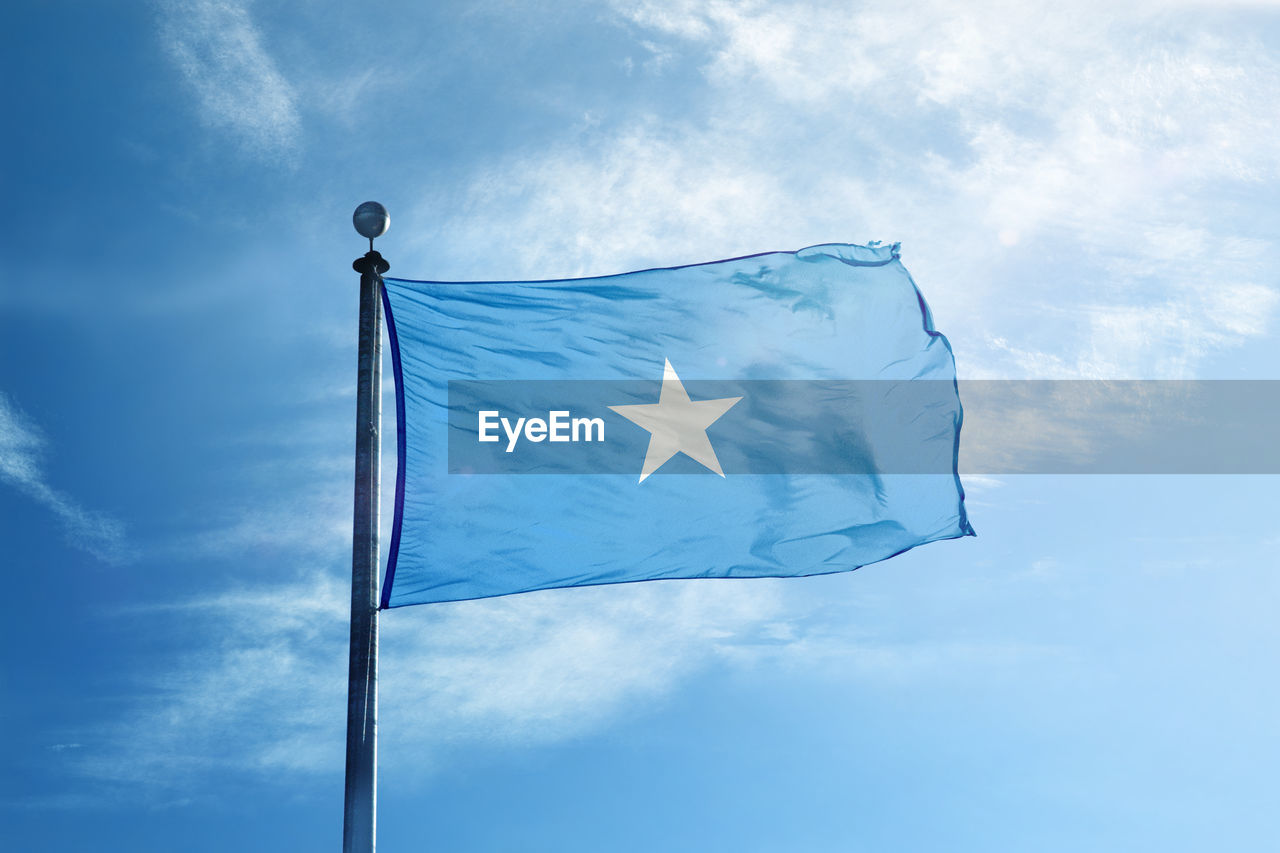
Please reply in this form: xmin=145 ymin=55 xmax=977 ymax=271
xmin=66 ymin=564 xmax=1066 ymax=799
xmin=0 ymin=392 xmax=129 ymax=564
xmin=177 ymin=493 xmax=351 ymax=562
xmin=158 ymin=0 xmax=300 ymax=158
xmin=73 ymin=574 xmax=786 ymax=794
xmin=77 ymin=574 xmax=349 ymax=787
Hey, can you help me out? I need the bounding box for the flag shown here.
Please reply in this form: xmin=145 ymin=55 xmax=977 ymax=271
xmin=379 ymin=242 xmax=972 ymax=607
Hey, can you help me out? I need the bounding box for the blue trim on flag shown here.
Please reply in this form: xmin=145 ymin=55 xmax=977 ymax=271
xmin=379 ymin=282 xmax=408 ymax=611
xmin=907 ymin=272 xmax=975 ymax=540
xmin=380 ymin=241 xmax=899 ymax=287
xmin=380 ymin=538 xmax=972 ymax=608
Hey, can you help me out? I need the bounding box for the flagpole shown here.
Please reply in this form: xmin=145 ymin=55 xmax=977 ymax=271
xmin=345 ymin=202 xmax=389 ymax=853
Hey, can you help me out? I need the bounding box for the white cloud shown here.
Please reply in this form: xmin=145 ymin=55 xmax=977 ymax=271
xmin=614 ymin=0 xmax=717 ymax=40
xmin=414 ymin=0 xmax=1280 ymax=378
xmin=0 ymin=392 xmax=129 ymax=564
xmin=381 ymin=579 xmax=783 ymax=748
xmin=158 ymin=0 xmax=300 ymax=157
xmin=405 ymin=119 xmax=810 ymax=281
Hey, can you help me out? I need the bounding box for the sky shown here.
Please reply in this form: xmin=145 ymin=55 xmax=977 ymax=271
xmin=2 ymin=0 xmax=1279 ymax=850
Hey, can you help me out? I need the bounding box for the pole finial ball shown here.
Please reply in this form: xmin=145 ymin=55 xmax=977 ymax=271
xmin=353 ymin=201 xmax=390 ymax=241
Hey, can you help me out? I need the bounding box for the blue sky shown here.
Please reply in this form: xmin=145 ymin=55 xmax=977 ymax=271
xmin=2 ymin=1 xmax=1278 ymax=850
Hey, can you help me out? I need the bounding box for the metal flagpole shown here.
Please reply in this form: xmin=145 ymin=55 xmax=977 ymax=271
xmin=345 ymin=201 xmax=390 ymax=853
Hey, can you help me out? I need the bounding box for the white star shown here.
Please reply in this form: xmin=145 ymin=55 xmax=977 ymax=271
xmin=609 ymin=359 xmax=742 ymax=483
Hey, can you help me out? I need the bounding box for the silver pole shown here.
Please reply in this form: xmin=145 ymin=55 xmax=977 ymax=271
xmin=345 ymin=203 xmax=389 ymax=853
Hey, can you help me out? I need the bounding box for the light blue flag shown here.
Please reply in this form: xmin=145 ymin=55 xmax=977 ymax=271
xmin=380 ymin=242 xmax=973 ymax=607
